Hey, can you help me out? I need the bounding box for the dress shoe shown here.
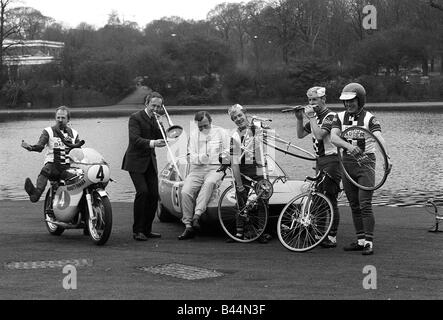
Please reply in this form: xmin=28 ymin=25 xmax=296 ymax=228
xmin=178 ymin=227 xmax=195 ymax=240
xmin=146 ymin=232 xmax=161 ymax=238
xmin=192 ymin=215 xmax=201 ymax=230
xmin=133 ymin=232 xmax=148 ymax=241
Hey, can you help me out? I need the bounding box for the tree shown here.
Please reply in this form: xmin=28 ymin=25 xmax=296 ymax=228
xmin=8 ymin=6 xmax=53 ymax=40
xmin=0 ymin=0 xmax=21 ymax=84
xmin=42 ymin=22 xmax=66 ymax=41
xmin=207 ymin=3 xmax=233 ymax=43
xmin=107 ymin=10 xmax=121 ymax=26
xmin=208 ymin=3 xmax=249 ymax=65
xmin=429 ymin=0 xmax=443 ymax=11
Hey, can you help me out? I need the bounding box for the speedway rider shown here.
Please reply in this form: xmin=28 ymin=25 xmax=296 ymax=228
xmin=330 ymin=83 xmax=392 ymax=255
xmin=21 ymin=106 xmax=82 ymax=203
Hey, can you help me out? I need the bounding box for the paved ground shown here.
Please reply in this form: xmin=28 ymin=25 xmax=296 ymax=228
xmin=0 ymin=201 xmax=441 ymax=300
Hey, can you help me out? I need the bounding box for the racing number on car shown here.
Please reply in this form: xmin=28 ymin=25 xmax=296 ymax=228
xmin=171 ymin=183 xmax=181 ymax=212
xmin=96 ymin=165 xmax=105 ymax=182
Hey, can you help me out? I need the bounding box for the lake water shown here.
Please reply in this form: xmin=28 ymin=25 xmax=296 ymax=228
xmin=1 ymin=110 xmax=442 ymax=207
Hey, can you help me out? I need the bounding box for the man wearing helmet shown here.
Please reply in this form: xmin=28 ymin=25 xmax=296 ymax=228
xmin=294 ymin=86 xmax=341 ymax=248
xmin=331 ymin=83 xmax=392 ymax=255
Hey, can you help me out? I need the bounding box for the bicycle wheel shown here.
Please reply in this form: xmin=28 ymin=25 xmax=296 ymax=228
xmin=277 ymin=192 xmax=333 ymax=252
xmin=338 ymin=126 xmax=389 ymax=191
xmin=218 ymin=184 xmax=268 ymax=243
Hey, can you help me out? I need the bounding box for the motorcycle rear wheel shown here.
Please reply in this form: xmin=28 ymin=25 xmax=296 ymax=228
xmin=87 ymin=192 xmax=112 ymax=245
xmin=43 ymin=189 xmax=64 ymax=236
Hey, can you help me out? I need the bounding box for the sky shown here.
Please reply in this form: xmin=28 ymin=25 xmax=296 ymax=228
xmin=19 ymin=0 xmax=246 ymax=28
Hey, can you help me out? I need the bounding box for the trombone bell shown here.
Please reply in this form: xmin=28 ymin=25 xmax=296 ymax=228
xmin=166 ymin=125 xmax=183 ymax=139
xmin=154 ymin=106 xmax=183 ymax=140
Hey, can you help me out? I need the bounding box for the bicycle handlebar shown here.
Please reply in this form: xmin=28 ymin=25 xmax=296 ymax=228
xmin=216 ymin=164 xmax=230 ymax=180
xmin=251 ymin=115 xmax=272 ymax=123
xmin=216 ymin=164 xmax=230 ymax=173
xmin=305 ymin=170 xmax=331 ymax=182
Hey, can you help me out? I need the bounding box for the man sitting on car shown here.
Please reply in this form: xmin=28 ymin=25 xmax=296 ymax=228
xmin=178 ymin=111 xmax=230 ymax=240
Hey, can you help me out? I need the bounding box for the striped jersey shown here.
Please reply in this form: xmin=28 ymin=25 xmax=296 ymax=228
xmin=43 ymin=126 xmax=79 ymax=165
xmin=304 ymin=107 xmax=337 ymax=157
xmin=332 ymin=110 xmax=381 ymax=154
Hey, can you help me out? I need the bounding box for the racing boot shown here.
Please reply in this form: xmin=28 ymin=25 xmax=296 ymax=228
xmin=25 ymin=175 xmax=47 ymax=203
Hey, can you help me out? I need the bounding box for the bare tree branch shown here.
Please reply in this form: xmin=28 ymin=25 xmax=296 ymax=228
xmin=430 ymin=0 xmax=443 ymax=11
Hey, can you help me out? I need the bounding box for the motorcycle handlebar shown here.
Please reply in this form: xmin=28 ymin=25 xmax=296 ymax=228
xmin=53 ymin=127 xmax=85 ymax=149
xmin=66 ymin=140 xmax=85 ymax=149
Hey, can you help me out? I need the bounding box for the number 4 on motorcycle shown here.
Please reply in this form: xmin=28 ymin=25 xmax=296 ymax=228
xmin=96 ymin=165 xmax=105 ymax=182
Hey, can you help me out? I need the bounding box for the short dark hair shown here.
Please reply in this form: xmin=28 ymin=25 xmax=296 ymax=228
xmin=194 ymin=111 xmax=212 ymax=123
xmin=144 ymin=92 xmax=164 ymax=105
xmin=55 ymin=105 xmax=71 ymax=120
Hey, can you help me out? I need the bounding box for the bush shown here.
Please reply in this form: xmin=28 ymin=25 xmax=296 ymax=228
xmin=74 ymin=61 xmax=132 ymax=99
xmin=222 ymin=70 xmax=256 ymax=104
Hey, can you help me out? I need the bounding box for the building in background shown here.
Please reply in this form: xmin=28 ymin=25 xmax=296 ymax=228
xmin=2 ymin=39 xmax=64 ymax=79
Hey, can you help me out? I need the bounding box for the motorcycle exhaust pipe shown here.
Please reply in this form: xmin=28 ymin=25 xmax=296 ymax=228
xmin=45 ymin=219 xmax=81 ymax=229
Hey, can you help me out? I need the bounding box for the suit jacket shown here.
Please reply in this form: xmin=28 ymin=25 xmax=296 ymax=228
xmin=121 ymin=110 xmax=163 ymax=173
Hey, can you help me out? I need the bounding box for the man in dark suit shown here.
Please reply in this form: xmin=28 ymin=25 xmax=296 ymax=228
xmin=122 ymin=92 xmax=167 ymax=241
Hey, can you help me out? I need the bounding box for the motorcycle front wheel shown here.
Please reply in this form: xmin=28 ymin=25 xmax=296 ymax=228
xmin=43 ymin=189 xmax=64 ymax=236
xmin=87 ymin=192 xmax=112 ymax=245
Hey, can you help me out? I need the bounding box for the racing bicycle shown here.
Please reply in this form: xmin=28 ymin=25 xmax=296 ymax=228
xmin=277 ymin=170 xmax=334 ymax=252
xmin=216 ymin=115 xmax=305 ymax=243
xmin=216 ymin=162 xmax=287 ymax=243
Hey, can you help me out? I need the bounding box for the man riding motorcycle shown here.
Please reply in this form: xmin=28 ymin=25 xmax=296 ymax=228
xmin=21 ymin=106 xmax=83 ymax=204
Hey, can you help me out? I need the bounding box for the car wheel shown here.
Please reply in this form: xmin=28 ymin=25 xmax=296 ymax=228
xmin=157 ymin=201 xmax=177 ymax=222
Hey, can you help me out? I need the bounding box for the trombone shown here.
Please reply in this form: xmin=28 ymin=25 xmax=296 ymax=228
xmin=153 ymin=105 xmax=184 ymax=180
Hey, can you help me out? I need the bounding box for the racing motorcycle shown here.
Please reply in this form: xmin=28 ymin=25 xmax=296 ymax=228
xmin=43 ymin=144 xmax=113 ymax=246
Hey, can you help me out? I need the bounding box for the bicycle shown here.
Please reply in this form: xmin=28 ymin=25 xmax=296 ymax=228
xmin=425 ymin=199 xmax=443 ymax=233
xmin=216 ymin=115 xmax=293 ymax=243
xmin=277 ymin=170 xmax=334 ymax=252
xmin=217 ymin=163 xmax=287 ymax=243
